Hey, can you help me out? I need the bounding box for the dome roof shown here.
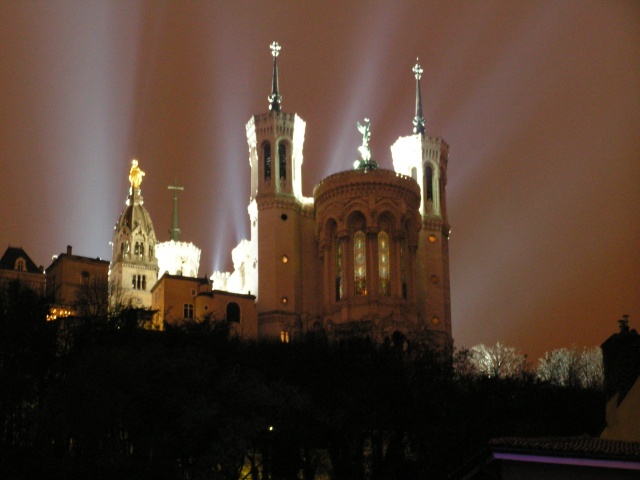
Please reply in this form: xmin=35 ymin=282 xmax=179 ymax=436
xmin=117 ymin=190 xmax=157 ymax=238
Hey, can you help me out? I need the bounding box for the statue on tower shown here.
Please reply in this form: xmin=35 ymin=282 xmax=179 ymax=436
xmin=129 ymin=159 xmax=145 ymax=189
xmin=354 ymin=118 xmax=377 ymax=170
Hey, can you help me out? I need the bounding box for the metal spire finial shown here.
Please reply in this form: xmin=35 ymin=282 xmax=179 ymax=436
xmin=268 ymin=41 xmax=282 ymax=112
xmin=168 ymin=178 xmax=184 ymax=242
xmin=412 ymin=58 xmax=426 ymax=135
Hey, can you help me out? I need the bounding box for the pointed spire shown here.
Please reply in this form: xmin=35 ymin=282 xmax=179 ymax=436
xmin=168 ymin=178 xmax=184 ymax=241
xmin=268 ymin=41 xmax=282 ymax=112
xmin=412 ymin=59 xmax=426 ymax=135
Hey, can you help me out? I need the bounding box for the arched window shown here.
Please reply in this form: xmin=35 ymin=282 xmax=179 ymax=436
xmin=378 ymin=231 xmax=390 ymax=296
xmin=140 ymin=244 xmax=144 ymax=257
xmin=263 ymin=143 xmax=272 ymax=180
xmin=226 ymin=302 xmax=240 ymax=323
xmin=278 ymin=143 xmax=287 ymax=180
xmin=425 ymin=165 xmax=434 ymax=201
xmin=132 ymin=275 xmax=136 ymax=289
xmin=411 ymin=166 xmax=417 ymax=181
xmin=142 ymin=275 xmax=147 ymax=290
xmin=134 ymin=242 xmax=139 ymax=255
xmin=354 ymin=231 xmax=366 ymax=296
xmin=401 ymin=239 xmax=407 ymax=300
xmin=335 ymin=241 xmax=343 ymax=301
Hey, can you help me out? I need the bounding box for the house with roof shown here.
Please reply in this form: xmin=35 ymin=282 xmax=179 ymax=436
xmin=0 ymin=246 xmax=45 ymax=296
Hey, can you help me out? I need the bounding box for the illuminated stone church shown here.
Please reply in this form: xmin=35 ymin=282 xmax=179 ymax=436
xmin=109 ymin=43 xmax=451 ymax=344
xmin=210 ymin=43 xmax=452 ymax=345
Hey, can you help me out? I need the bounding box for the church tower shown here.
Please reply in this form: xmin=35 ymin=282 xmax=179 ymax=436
xmin=109 ymin=160 xmax=159 ymax=313
xmin=155 ymin=179 xmax=201 ymax=278
xmin=391 ymin=61 xmax=452 ymax=341
xmin=245 ymin=42 xmax=311 ymax=340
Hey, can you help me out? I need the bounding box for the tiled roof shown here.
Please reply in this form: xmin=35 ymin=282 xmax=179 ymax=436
xmin=0 ymin=246 xmax=41 ymax=273
xmin=490 ymin=436 xmax=640 ymax=461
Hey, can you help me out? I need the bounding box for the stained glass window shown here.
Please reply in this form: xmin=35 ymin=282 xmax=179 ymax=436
xmin=336 ymin=241 xmax=343 ymax=301
xmin=401 ymin=239 xmax=407 ymax=299
xmin=378 ymin=231 xmax=390 ymax=296
xmin=264 ymin=143 xmax=271 ymax=180
xmin=354 ymin=231 xmax=366 ymax=295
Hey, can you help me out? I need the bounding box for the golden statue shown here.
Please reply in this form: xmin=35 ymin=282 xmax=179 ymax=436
xmin=129 ymin=159 xmax=145 ymax=188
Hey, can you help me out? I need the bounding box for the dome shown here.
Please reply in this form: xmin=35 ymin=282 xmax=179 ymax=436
xmin=111 ymin=187 xmax=158 ymax=266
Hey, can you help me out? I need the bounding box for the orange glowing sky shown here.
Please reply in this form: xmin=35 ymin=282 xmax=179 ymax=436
xmin=1 ymin=1 xmax=638 ymax=361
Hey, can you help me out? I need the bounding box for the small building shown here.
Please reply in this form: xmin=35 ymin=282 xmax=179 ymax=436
xmin=45 ymin=245 xmax=110 ymax=319
xmin=0 ymin=246 xmax=45 ymax=295
xmin=151 ymin=272 xmax=257 ymax=339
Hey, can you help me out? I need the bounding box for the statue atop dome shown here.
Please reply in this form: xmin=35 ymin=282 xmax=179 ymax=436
xmin=129 ymin=159 xmax=145 ymax=189
xmin=354 ymin=118 xmax=378 ymax=171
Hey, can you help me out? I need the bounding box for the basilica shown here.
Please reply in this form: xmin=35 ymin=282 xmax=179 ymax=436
xmin=109 ymin=43 xmax=452 ymax=345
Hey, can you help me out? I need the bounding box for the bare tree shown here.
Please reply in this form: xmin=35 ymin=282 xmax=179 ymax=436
xmin=75 ymin=276 xmax=110 ymax=318
xmin=537 ymin=346 xmax=603 ymax=389
xmin=469 ymin=342 xmax=528 ymax=379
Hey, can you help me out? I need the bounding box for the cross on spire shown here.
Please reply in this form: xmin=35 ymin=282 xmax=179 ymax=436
xmin=412 ymin=58 xmax=426 ymax=135
xmin=268 ymin=41 xmax=282 ymax=112
xmin=168 ymin=178 xmax=184 ymax=241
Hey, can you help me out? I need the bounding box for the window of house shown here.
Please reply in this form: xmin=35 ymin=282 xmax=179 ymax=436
xmin=354 ymin=231 xmax=366 ymax=296
xmin=378 ymin=231 xmax=390 ymax=296
xmin=15 ymin=259 xmax=25 ymax=271
xmin=280 ymin=330 xmax=290 ymax=343
xmin=183 ymin=303 xmax=194 ymax=319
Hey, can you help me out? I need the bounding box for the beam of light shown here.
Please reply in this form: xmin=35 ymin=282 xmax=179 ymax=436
xmin=314 ymin=2 xmax=413 ymax=181
xmin=32 ymin=3 xmax=144 ymax=262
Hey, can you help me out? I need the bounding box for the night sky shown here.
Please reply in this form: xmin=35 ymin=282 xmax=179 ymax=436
xmin=1 ymin=1 xmax=638 ymax=361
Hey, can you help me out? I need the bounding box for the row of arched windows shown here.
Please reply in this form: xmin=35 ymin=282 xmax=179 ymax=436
xmin=263 ymin=142 xmax=288 ymax=181
xmin=334 ymin=229 xmax=407 ymax=301
xmin=120 ymin=241 xmax=154 ymax=260
xmin=132 ymin=274 xmax=147 ymax=290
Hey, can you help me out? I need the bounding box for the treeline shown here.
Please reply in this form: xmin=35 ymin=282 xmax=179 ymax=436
xmin=0 ymin=282 xmax=605 ymax=480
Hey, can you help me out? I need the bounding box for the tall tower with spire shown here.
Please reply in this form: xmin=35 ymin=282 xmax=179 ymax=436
xmin=391 ymin=60 xmax=452 ymax=341
xmin=241 ymin=41 xmax=317 ymax=339
xmin=110 ymin=159 xmax=160 ymax=312
xmin=155 ymin=179 xmax=201 ymax=278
